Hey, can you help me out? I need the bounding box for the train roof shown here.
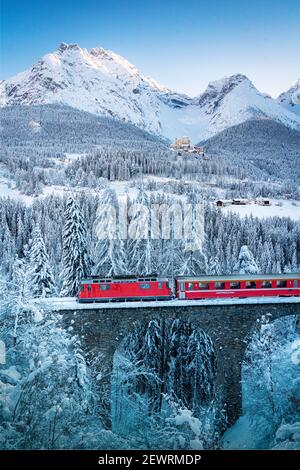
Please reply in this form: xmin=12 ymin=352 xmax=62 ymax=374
xmin=80 ymin=275 xmax=169 ymax=284
xmin=175 ymin=273 xmax=300 ymax=282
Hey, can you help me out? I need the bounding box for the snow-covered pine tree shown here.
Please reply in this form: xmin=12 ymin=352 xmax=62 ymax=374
xmin=29 ymin=224 xmax=55 ymax=297
xmin=5 ymin=247 xmax=37 ymax=345
xmin=291 ymin=244 xmax=298 ymax=272
xmin=128 ymin=189 xmax=153 ymax=275
xmin=233 ymin=245 xmax=259 ymax=274
xmin=260 ymin=241 xmax=273 ymax=273
xmin=180 ymin=193 xmax=207 ymax=275
xmin=159 ymin=199 xmax=185 ymax=277
xmin=61 ymin=195 xmax=92 ymax=296
xmin=112 ymin=319 xmax=220 ymax=448
xmin=93 ymin=187 xmax=127 ymax=276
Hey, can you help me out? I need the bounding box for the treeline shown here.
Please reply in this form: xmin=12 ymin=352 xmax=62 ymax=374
xmin=2 ymin=105 xmax=298 ymax=199
xmin=0 ymin=189 xmax=299 ymax=295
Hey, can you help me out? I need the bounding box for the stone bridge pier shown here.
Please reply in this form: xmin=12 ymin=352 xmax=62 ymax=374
xmin=57 ymin=300 xmax=300 ymax=426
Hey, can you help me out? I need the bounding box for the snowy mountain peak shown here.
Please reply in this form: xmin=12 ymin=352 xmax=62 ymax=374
xmin=58 ymin=42 xmax=81 ymax=53
xmin=1 ymin=44 xmax=300 ymax=141
xmin=195 ymin=74 xmax=255 ymax=111
xmin=89 ymin=45 xmax=142 ymax=78
xmin=208 ymin=73 xmax=252 ymax=91
xmin=277 ymin=78 xmax=300 ymax=116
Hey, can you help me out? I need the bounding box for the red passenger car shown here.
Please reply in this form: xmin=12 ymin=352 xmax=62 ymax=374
xmin=78 ymin=276 xmax=173 ymax=302
xmin=175 ymin=273 xmax=300 ymax=300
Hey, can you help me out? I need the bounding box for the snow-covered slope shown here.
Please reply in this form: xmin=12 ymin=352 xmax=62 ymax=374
xmin=198 ymin=119 xmax=300 ymax=183
xmin=0 ymin=43 xmax=175 ymax=136
xmin=187 ymin=74 xmax=300 ymax=138
xmin=277 ymin=79 xmax=300 ymax=116
xmin=1 ymin=43 xmax=300 ymax=141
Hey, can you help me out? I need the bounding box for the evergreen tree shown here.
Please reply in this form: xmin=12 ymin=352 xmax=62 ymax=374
xmin=181 ymin=196 xmax=207 ymax=275
xmin=94 ymin=188 xmax=127 ymax=276
xmin=291 ymin=245 xmax=298 ymax=272
xmin=233 ymin=245 xmax=259 ymax=274
xmin=29 ymin=224 xmax=55 ymax=297
xmin=128 ymin=189 xmax=153 ymax=275
xmin=10 ymin=251 xmax=32 ymax=344
xmin=61 ymin=196 xmax=92 ymax=296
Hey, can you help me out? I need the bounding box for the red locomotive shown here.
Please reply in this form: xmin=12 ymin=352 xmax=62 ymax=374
xmin=78 ymin=273 xmax=300 ymax=302
xmin=78 ymin=275 xmax=172 ymax=302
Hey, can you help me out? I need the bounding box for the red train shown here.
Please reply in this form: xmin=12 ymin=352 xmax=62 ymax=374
xmin=78 ymin=273 xmax=300 ymax=302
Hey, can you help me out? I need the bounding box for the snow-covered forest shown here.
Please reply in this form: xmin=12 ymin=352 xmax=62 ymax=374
xmin=0 ymin=190 xmax=299 ymax=291
xmin=1 ymin=105 xmax=299 ymax=200
xmin=1 ymin=0 xmax=300 ymax=454
xmin=1 ymin=104 xmax=300 ymax=451
xmin=0 ymin=183 xmax=299 ymax=449
xmin=1 ymin=289 xmax=299 ymax=449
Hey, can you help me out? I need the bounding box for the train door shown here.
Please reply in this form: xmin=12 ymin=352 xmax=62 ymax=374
xmin=178 ymin=281 xmax=185 ymax=299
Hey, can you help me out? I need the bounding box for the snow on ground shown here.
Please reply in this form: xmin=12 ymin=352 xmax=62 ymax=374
xmin=0 ymin=166 xmax=299 ymax=223
xmin=39 ymin=176 xmax=188 ymax=201
xmin=0 ymin=366 xmax=21 ymax=383
xmin=39 ymin=295 xmax=300 ymax=311
xmin=54 ymin=152 xmax=87 ymax=165
xmin=221 ymin=414 xmax=270 ymax=450
xmin=221 ymin=199 xmax=300 ymax=221
xmin=0 ymin=175 xmax=34 ymax=205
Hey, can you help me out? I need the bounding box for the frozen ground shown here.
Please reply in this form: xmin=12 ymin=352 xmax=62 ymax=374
xmin=39 ymin=295 xmax=300 ymax=311
xmin=0 ymin=175 xmax=33 ymax=205
xmin=0 ymin=167 xmax=299 ymax=222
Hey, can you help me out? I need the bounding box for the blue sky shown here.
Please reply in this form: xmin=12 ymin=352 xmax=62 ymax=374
xmin=1 ymin=0 xmax=299 ymax=97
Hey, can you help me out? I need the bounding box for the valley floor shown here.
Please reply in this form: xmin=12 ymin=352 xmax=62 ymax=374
xmin=1 ymin=172 xmax=299 ymax=221
xmin=222 ymin=199 xmax=300 ymax=221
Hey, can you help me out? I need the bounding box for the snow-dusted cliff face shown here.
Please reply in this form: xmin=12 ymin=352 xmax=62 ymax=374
xmin=1 ymin=43 xmax=300 ymax=141
xmin=277 ymin=79 xmax=300 ymax=116
xmin=0 ymin=43 xmax=174 ymax=136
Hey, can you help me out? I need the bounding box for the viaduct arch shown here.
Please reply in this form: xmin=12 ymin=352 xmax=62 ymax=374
xmin=54 ymin=299 xmax=300 ymax=425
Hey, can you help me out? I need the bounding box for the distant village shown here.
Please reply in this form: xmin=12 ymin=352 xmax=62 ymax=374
xmin=170 ymin=137 xmax=274 ymax=209
xmin=170 ymin=136 xmax=205 ymax=156
xmin=216 ymin=197 xmax=271 ymax=207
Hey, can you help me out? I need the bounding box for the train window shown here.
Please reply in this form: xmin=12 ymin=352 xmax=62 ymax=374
xmin=261 ymin=281 xmax=272 ymax=288
xmin=100 ymin=284 xmax=110 ymax=290
xmin=199 ymin=282 xmax=209 ymax=290
xmin=246 ymin=281 xmax=256 ymax=289
xmin=87 ymin=285 xmax=92 ymax=292
xmin=187 ymin=282 xmax=194 ymax=290
xmin=230 ymin=282 xmax=240 ymax=289
xmin=80 ymin=284 xmax=84 ymax=292
xmin=294 ymin=280 xmax=298 ymax=288
xmin=277 ymin=280 xmax=287 ymax=288
xmin=141 ymin=283 xmax=151 ymax=289
xmin=158 ymin=282 xmax=163 ymax=289
xmin=215 ymin=282 xmax=225 ymax=289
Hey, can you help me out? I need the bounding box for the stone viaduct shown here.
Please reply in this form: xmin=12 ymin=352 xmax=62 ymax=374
xmin=51 ymin=298 xmax=300 ymax=425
